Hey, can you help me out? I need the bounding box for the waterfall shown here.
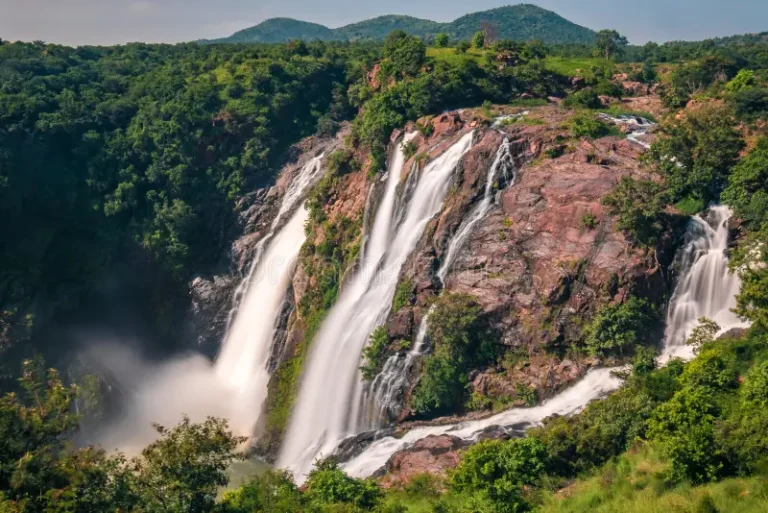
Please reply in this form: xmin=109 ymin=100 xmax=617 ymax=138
xmin=94 ymin=155 xmax=324 ymax=452
xmin=340 ymin=206 xmax=747 ymax=479
xmin=369 ymin=304 xmax=435 ymax=423
xmin=278 ymin=131 xmax=475 ymax=482
xmin=214 ymin=155 xmax=324 ymax=411
xmin=661 ymin=205 xmax=748 ymax=361
xmin=598 ymin=113 xmax=655 ymax=149
xmin=370 ymin=134 xmax=516 ymax=423
xmin=438 ymin=135 xmax=514 ymax=283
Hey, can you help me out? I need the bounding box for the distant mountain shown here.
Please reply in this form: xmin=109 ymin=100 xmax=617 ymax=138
xmin=211 ymin=4 xmax=596 ymax=45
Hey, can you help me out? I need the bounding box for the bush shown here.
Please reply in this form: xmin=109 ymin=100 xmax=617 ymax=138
xmin=647 ymin=386 xmax=725 ymax=483
xmin=722 ymin=138 xmax=768 ymax=229
xmin=602 ymin=176 xmax=669 ymax=246
xmin=450 ymin=438 xmax=548 ymax=513
xmin=582 ymin=297 xmax=657 ymax=357
xmin=411 ymin=294 xmax=497 ymax=416
xmin=360 ymin=326 xmax=390 ymax=382
xmin=455 ymin=41 xmax=471 ymax=54
xmin=568 ymin=112 xmax=611 ymax=139
xmin=563 ymin=88 xmax=602 ymax=109
xmin=392 ymin=278 xmax=414 ymax=311
xmin=581 ymin=212 xmax=598 ymax=229
xmin=304 ymin=459 xmax=382 ymax=510
xmin=327 ymin=149 xmax=358 ymax=175
xmin=434 ymin=33 xmax=450 ymax=48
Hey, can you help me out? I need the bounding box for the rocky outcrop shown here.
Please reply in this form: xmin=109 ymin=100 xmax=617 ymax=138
xmin=379 ymin=435 xmax=469 ymax=487
xmin=378 ymin=102 xmax=678 ymax=418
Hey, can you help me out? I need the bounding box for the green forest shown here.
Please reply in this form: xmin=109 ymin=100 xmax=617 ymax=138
xmin=2 ymin=16 xmax=768 ymax=513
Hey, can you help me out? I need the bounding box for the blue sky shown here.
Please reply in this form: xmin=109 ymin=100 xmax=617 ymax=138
xmin=1 ymin=0 xmax=766 ymax=46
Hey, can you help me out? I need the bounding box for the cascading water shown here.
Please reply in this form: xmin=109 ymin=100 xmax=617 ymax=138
xmin=438 ymin=135 xmax=515 ymax=283
xmin=598 ymin=113 xmax=655 ymax=149
xmin=662 ymin=205 xmax=748 ymax=361
xmin=278 ymin=131 xmax=475 ymax=482
xmin=340 ymin=206 xmax=747 ymax=479
xmin=215 ymin=155 xmax=324 ymax=398
xmin=94 ymin=155 xmax=325 ymax=452
xmin=370 ymin=134 xmax=517 ymax=422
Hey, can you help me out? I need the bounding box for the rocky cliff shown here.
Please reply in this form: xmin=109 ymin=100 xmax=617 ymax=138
xmin=190 ymin=95 xmax=681 ymax=463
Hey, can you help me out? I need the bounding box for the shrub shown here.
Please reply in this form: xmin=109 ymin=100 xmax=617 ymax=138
xmin=472 ymin=31 xmax=485 ymax=50
xmin=455 ymin=41 xmax=471 ymax=54
xmin=582 ymin=297 xmax=657 ymax=357
xmin=304 ymin=459 xmax=382 ymax=510
xmin=581 ymin=212 xmax=598 ymax=229
xmin=327 ymin=149 xmax=358 ymax=175
xmin=360 ymin=326 xmax=390 ymax=382
xmin=392 ymin=278 xmax=414 ymax=311
xmin=648 ymin=386 xmax=725 ymax=483
xmin=568 ymin=112 xmax=611 ymax=139
xmin=450 ymin=438 xmax=548 ymax=513
xmin=563 ymin=88 xmax=602 ymax=109
xmin=411 ymin=294 xmax=497 ymax=416
xmin=725 ymin=69 xmax=757 ymax=93
xmin=602 ymin=176 xmax=669 ymax=246
xmin=728 ymin=87 xmax=768 ymax=121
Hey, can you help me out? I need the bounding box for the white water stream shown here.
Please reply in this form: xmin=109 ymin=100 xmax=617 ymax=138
xmin=370 ymin=133 xmax=517 ymax=423
xmin=340 ymin=206 xmax=746 ymax=479
xmin=278 ymin=132 xmax=475 ymax=481
xmin=96 ymin=156 xmax=324 ymax=452
xmin=661 ymin=205 xmax=748 ymax=361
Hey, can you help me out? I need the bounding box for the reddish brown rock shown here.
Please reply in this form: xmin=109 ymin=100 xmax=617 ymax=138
xmin=379 ymin=435 xmax=468 ymax=488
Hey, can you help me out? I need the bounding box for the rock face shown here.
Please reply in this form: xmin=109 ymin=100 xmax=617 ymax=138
xmin=380 ymin=103 xmax=677 ymax=418
xmin=379 ymin=435 xmax=469 ymax=488
xmin=185 ymin=128 xmax=346 ymax=357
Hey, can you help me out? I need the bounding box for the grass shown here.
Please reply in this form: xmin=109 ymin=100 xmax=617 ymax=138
xmin=537 ymin=446 xmax=768 ymax=513
xmin=544 ymin=57 xmax=615 ymax=77
xmin=426 ymin=47 xmax=487 ymax=66
xmin=509 ymin=98 xmax=550 ymax=108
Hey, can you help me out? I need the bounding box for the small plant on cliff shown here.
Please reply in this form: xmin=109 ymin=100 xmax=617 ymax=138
xmin=401 ymin=140 xmax=418 ymax=160
xmin=360 ymin=326 xmax=390 ymax=382
xmin=392 ymin=278 xmax=414 ymax=311
xmin=327 ymin=149 xmax=358 ymax=175
xmin=581 ymin=212 xmax=598 ymax=229
xmin=582 ymin=297 xmax=658 ymax=357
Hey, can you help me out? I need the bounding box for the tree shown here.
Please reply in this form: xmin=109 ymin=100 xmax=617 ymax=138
xmin=455 ymin=40 xmax=471 ymax=54
xmin=602 ymin=177 xmax=669 ymax=246
xmin=450 ymin=438 xmax=548 ymax=513
xmin=726 ymin=69 xmax=757 ymax=93
xmin=686 ymin=318 xmax=720 ymax=354
xmin=595 ymin=29 xmax=629 ymax=60
xmin=472 ymin=31 xmax=485 ymax=50
xmin=480 ymin=20 xmax=499 ymax=46
xmin=132 ymin=416 xmax=245 ymax=513
xmin=383 ymin=30 xmax=426 ymax=77
xmin=642 ymin=59 xmax=658 ymax=84
xmin=434 ymin=33 xmax=450 ymax=48
xmin=649 ymin=104 xmax=745 ymax=203
xmin=582 ymin=297 xmax=657 ymax=357
xmin=304 ymin=460 xmax=382 ymax=510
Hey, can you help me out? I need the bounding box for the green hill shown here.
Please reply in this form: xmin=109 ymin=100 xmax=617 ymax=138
xmin=210 ymin=4 xmax=596 ymax=45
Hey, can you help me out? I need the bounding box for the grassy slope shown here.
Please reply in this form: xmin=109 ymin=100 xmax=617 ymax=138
xmin=538 ymin=447 xmax=768 ymax=513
